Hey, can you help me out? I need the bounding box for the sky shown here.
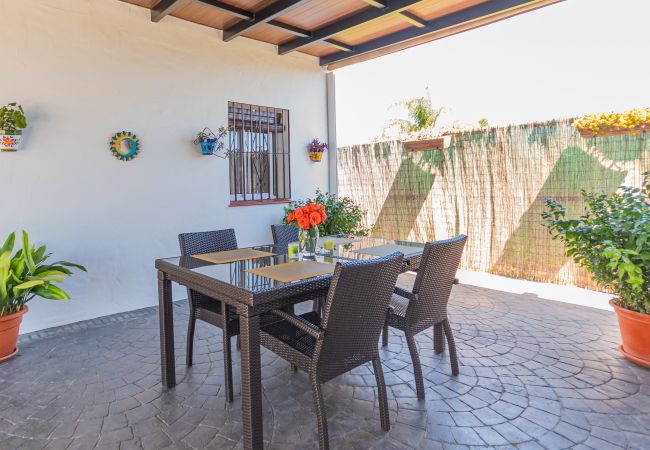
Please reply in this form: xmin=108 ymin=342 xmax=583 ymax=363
xmin=334 ymin=0 xmax=650 ymax=147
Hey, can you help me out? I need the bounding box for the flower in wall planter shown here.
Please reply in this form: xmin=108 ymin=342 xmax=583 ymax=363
xmin=543 ymin=173 xmax=650 ymax=368
xmin=574 ymin=108 xmax=650 ymax=138
xmin=0 ymin=102 xmax=27 ymax=152
xmin=308 ymin=138 xmax=327 ymax=162
xmin=0 ymin=231 xmax=86 ymax=362
xmin=193 ymin=127 xmax=231 ymax=157
xmin=286 ymin=203 xmax=328 ymax=258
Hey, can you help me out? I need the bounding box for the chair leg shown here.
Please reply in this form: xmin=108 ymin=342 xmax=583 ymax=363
xmin=292 ymin=364 xmax=298 ymax=372
xmin=223 ymin=306 xmax=234 ymax=403
xmin=186 ymin=305 xmax=196 ymax=367
xmin=372 ymin=357 xmax=391 ymax=431
xmin=405 ymin=334 xmax=425 ymax=400
xmin=442 ymin=319 xmax=459 ymax=376
xmin=382 ymin=321 xmax=389 ymax=347
xmin=434 ymin=322 xmax=445 ymax=354
xmin=310 ymin=372 xmax=329 ymax=450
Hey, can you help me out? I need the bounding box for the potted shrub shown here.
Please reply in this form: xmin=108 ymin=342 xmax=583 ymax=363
xmin=0 ymin=102 xmax=27 ymax=151
xmin=308 ymin=138 xmax=327 ymax=162
xmin=0 ymin=231 xmax=86 ymax=362
xmin=542 ymin=174 xmax=650 ymax=368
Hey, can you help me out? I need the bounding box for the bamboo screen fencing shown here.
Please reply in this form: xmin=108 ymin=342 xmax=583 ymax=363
xmin=337 ymin=118 xmax=650 ymax=290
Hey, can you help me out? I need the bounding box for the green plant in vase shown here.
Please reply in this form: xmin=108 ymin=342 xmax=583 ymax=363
xmin=0 ymin=102 xmax=27 ymax=151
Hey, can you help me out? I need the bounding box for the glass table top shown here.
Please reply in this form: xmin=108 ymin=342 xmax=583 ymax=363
xmin=158 ymin=235 xmax=424 ymax=293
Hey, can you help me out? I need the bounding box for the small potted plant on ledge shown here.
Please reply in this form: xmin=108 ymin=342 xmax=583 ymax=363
xmin=0 ymin=102 xmax=27 ymax=151
xmin=573 ymin=108 xmax=650 ymax=138
xmin=308 ymin=138 xmax=327 ymax=162
xmin=0 ymin=231 xmax=86 ymax=362
xmin=193 ymin=127 xmax=230 ymax=157
xmin=543 ymin=173 xmax=650 ymax=368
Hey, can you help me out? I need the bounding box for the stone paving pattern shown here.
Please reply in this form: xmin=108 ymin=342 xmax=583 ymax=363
xmin=1 ymin=274 xmax=650 ymax=449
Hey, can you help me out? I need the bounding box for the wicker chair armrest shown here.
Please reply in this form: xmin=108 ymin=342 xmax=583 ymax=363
xmin=269 ymin=309 xmax=323 ymax=339
xmin=394 ymin=286 xmax=417 ymax=301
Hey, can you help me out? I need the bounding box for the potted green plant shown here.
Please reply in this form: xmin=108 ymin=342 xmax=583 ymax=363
xmin=0 ymin=231 xmax=86 ymax=362
xmin=543 ymin=173 xmax=650 ymax=368
xmin=0 ymin=102 xmax=27 ymax=151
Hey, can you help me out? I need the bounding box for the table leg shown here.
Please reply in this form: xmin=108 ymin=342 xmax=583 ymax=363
xmin=239 ymin=311 xmax=263 ymax=450
xmin=158 ymin=270 xmax=176 ymax=389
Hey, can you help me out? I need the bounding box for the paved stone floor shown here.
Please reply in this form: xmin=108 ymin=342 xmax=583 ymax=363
xmin=2 ymin=276 xmax=650 ymax=449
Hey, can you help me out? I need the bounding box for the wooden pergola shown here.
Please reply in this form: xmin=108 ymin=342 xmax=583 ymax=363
xmin=122 ymin=0 xmax=563 ymax=69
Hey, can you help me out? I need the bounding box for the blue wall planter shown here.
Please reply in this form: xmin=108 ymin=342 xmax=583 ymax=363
xmin=199 ymin=139 xmax=217 ymax=156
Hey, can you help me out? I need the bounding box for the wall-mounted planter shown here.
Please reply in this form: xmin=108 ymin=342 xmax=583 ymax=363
xmin=308 ymin=138 xmax=327 ymax=162
xmin=577 ymin=125 xmax=649 ymax=138
xmin=199 ymin=138 xmax=218 ymax=155
xmin=309 ymin=150 xmax=324 ymax=162
xmin=0 ymin=130 xmax=23 ymax=152
xmin=403 ymin=135 xmax=452 ymax=152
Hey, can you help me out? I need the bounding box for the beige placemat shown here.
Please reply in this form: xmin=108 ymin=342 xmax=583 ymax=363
xmin=353 ymin=244 xmax=423 ymax=257
xmin=321 ymin=236 xmax=360 ymax=246
xmin=246 ymin=260 xmax=335 ymax=283
xmin=193 ymin=248 xmax=275 ymax=264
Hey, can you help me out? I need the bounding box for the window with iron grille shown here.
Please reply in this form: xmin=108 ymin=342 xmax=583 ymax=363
xmin=228 ymin=101 xmax=291 ymax=205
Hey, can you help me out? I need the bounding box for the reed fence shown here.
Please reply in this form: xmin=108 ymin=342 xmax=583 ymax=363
xmin=337 ymin=118 xmax=650 ymax=290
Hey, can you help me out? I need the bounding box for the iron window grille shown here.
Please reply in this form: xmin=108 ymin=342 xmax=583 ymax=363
xmin=228 ymin=102 xmax=291 ymax=204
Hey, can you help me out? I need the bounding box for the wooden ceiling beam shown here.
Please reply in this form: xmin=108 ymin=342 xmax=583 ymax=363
xmin=320 ymin=0 xmax=560 ymax=66
xmin=197 ymin=0 xmax=253 ymax=20
xmin=325 ymin=39 xmax=353 ymax=52
xmin=278 ymin=0 xmax=424 ymax=55
xmin=150 ymin=0 xmax=184 ymax=22
xmin=222 ymin=0 xmax=311 ymax=42
xmin=398 ymin=10 xmax=427 ymax=27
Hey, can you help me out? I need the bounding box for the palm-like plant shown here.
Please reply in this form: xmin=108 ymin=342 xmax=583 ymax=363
xmin=0 ymin=231 xmax=86 ymax=316
xmin=382 ymin=88 xmax=443 ymax=139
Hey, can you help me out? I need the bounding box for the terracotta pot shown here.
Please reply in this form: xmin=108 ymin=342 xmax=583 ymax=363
xmin=610 ymin=299 xmax=650 ymax=369
xmin=0 ymin=306 xmax=28 ymax=363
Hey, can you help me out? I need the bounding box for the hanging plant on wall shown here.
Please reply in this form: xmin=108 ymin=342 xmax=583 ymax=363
xmin=110 ymin=131 xmax=140 ymax=161
xmin=193 ymin=126 xmax=231 ymax=157
xmin=0 ymin=102 xmax=27 ymax=152
xmin=308 ymin=138 xmax=327 ymax=162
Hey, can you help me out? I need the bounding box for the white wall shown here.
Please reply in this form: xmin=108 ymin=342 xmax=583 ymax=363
xmin=0 ymin=0 xmax=329 ymax=333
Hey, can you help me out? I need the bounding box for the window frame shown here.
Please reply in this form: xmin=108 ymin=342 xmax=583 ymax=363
xmin=227 ymin=101 xmax=291 ymax=207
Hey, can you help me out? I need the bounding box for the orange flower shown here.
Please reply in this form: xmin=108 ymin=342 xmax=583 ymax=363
xmin=320 ymin=211 xmax=327 ymax=222
xmin=298 ymin=216 xmax=311 ymax=230
xmin=309 ymin=211 xmax=322 ymax=226
xmin=294 ymin=208 xmax=304 ymax=219
xmin=287 ymin=211 xmax=295 ymax=222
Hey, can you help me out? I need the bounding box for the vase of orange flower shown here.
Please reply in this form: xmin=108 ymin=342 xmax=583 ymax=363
xmin=286 ymin=203 xmax=327 ymax=258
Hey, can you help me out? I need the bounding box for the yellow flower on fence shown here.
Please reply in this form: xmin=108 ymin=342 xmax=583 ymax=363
xmin=574 ymin=108 xmax=650 ymax=136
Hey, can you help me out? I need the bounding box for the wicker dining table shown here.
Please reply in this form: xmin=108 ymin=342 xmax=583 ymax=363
xmin=154 ymin=235 xmax=425 ymax=450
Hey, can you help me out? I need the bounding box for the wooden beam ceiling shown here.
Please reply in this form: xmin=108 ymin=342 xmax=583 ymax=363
xmin=143 ymin=0 xmax=565 ymax=69
xmin=321 ymin=0 xmax=562 ymax=67
xmin=222 ymin=0 xmax=311 ymax=42
xmin=277 ymin=0 xmax=424 ymax=55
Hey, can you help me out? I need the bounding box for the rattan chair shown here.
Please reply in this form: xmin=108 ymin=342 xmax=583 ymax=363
xmin=260 ymin=253 xmax=404 ymax=450
xmin=382 ymin=235 xmax=467 ymax=400
xmin=270 ymin=223 xmax=299 ymax=252
xmin=178 ymin=229 xmax=240 ymax=402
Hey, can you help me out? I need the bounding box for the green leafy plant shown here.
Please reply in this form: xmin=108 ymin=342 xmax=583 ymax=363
xmin=381 ymin=88 xmax=443 ymax=140
xmin=283 ymin=190 xmax=369 ymax=236
xmin=0 ymin=231 xmax=86 ymax=317
xmin=542 ymin=172 xmax=650 ymax=314
xmin=0 ymin=102 xmax=27 ymax=132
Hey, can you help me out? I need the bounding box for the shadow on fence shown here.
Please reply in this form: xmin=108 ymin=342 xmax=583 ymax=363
xmin=337 ymin=119 xmax=650 ymax=290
